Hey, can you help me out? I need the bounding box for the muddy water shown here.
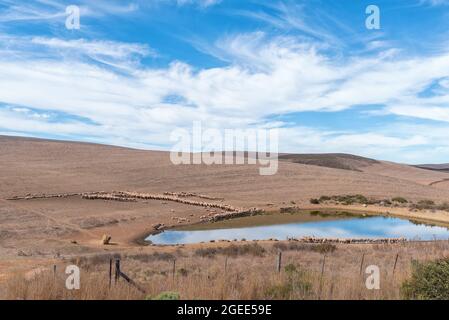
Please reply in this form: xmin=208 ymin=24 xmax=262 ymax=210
xmin=146 ymin=211 xmax=449 ymax=245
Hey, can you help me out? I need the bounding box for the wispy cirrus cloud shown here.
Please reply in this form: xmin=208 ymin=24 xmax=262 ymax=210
xmin=1 ymin=30 xmax=449 ymax=160
xmin=176 ymin=0 xmax=222 ymax=8
xmin=0 ymin=34 xmax=156 ymax=71
xmin=0 ymin=0 xmax=140 ymax=23
xmin=1 ymin=0 xmax=449 ymax=163
xmin=418 ymin=0 xmax=449 ymax=6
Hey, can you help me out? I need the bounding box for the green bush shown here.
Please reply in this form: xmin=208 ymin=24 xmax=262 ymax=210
xmin=392 ymin=197 xmax=408 ymax=204
xmin=413 ymin=200 xmax=436 ymax=210
xmin=148 ymin=291 xmax=180 ymax=300
xmin=436 ymin=202 xmax=449 ymax=212
xmin=330 ymin=194 xmax=368 ymax=205
xmin=401 ymin=259 xmax=449 ymax=300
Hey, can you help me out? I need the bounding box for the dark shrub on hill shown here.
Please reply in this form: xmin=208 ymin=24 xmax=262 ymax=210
xmin=412 ymin=200 xmax=436 ymax=210
xmin=392 ymin=197 xmax=408 ymax=204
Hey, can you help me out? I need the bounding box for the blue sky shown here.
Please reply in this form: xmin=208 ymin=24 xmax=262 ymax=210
xmin=1 ymin=0 xmax=449 ymax=163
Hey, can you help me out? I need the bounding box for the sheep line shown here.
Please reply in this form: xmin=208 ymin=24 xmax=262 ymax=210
xmin=163 ymin=192 xmax=224 ymax=201
xmin=288 ymin=236 xmax=406 ymax=244
xmin=7 ymin=191 xmax=264 ymax=223
xmin=7 ymin=193 xmax=83 ymax=200
xmin=81 ymin=191 xmax=240 ymax=212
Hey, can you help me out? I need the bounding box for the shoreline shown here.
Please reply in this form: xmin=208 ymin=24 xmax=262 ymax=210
xmin=133 ymin=206 xmax=449 ymax=247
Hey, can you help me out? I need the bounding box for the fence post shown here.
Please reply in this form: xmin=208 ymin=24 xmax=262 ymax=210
xmin=359 ymin=253 xmax=365 ymax=276
xmin=276 ymin=251 xmax=282 ymax=273
xmin=392 ymin=253 xmax=399 ymax=277
xmin=109 ymin=259 xmax=112 ymax=288
xmin=224 ymin=256 xmax=228 ymax=275
xmin=115 ymin=259 xmax=121 ymax=284
xmin=318 ymin=254 xmax=326 ymax=300
xmin=53 ymin=265 xmax=57 ymax=277
xmin=172 ymin=259 xmax=176 ymax=282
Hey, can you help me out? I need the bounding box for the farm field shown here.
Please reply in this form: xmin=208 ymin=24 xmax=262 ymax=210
xmin=2 ymin=136 xmax=449 ymax=299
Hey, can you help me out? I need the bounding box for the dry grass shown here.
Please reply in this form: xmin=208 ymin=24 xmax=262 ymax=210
xmin=5 ymin=271 xmax=142 ymax=300
xmin=4 ymin=240 xmax=449 ymax=300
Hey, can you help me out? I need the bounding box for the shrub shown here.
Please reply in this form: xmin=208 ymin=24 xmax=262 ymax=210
xmin=401 ymin=259 xmax=449 ymax=300
xmin=331 ymin=194 xmax=368 ymax=205
xmin=195 ymin=243 xmax=266 ymax=258
xmin=311 ymin=243 xmax=336 ymax=254
xmin=265 ymin=264 xmax=312 ymax=299
xmin=310 ymin=198 xmax=320 ymax=205
xmin=436 ymin=202 xmax=449 ymax=212
xmin=319 ymin=196 xmax=331 ymax=202
xmin=178 ymin=268 xmax=189 ymax=277
xmin=280 ymin=207 xmax=298 ymax=213
xmin=310 ymin=210 xmax=327 ymax=216
xmin=413 ymin=200 xmax=436 ymax=210
xmin=272 ymin=242 xmax=337 ymax=254
xmin=352 ymin=194 xmax=368 ymax=204
xmin=148 ymin=291 xmax=180 ymax=300
xmin=273 ymin=242 xmax=310 ymax=252
xmin=392 ymin=197 xmax=408 ymax=204
xmin=129 ymin=252 xmax=175 ymax=262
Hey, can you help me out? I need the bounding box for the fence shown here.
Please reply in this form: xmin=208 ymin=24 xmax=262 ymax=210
xmin=110 ymin=259 xmax=147 ymax=294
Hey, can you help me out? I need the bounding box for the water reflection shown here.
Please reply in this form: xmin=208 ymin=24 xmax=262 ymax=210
xmin=146 ymin=216 xmax=449 ymax=245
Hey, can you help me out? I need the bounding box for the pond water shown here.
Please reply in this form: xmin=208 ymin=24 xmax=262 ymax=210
xmin=146 ymin=213 xmax=449 ymax=245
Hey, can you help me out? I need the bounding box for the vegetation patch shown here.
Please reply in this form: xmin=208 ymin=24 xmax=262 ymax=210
xmin=273 ymin=242 xmax=336 ymax=254
xmin=310 ymin=194 xmax=368 ymax=205
xmin=265 ymin=264 xmax=312 ymax=299
xmin=71 ymin=253 xmax=121 ymax=268
xmin=309 ymin=210 xmax=365 ymax=219
xmin=311 ymin=243 xmax=337 ymax=254
xmin=147 ymin=291 xmax=180 ymax=300
xmin=412 ymin=200 xmax=435 ymax=210
xmin=280 ymin=207 xmax=300 ymax=213
xmin=401 ymin=258 xmax=449 ymax=300
xmin=310 ymin=194 xmax=449 ymax=213
xmin=195 ymin=243 xmax=266 ymax=258
xmin=392 ymin=197 xmax=408 ymax=204
xmin=128 ymin=252 xmax=176 ymax=262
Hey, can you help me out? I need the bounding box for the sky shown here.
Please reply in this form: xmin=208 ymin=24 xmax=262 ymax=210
xmin=1 ymin=0 xmax=449 ymax=164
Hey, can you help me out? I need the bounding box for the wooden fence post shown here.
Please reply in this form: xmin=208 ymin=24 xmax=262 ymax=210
xmin=276 ymin=251 xmax=282 ymax=273
xmin=318 ymin=254 xmax=326 ymax=300
xmin=115 ymin=259 xmax=121 ymax=284
xmin=224 ymin=256 xmax=228 ymax=275
xmin=172 ymin=259 xmax=176 ymax=282
xmin=109 ymin=259 xmax=112 ymax=288
xmin=392 ymin=253 xmax=399 ymax=277
xmin=110 ymin=257 xmax=146 ymax=294
xmin=359 ymin=253 xmax=365 ymax=276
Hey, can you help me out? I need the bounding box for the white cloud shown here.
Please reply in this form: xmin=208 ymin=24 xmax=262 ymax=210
xmin=176 ymin=0 xmax=222 ymax=8
xmin=0 ymin=0 xmax=139 ymax=22
xmin=0 ymin=35 xmax=155 ymax=70
xmin=2 ymin=28 xmax=449 ymax=162
xmin=419 ymin=0 xmax=449 ymax=6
